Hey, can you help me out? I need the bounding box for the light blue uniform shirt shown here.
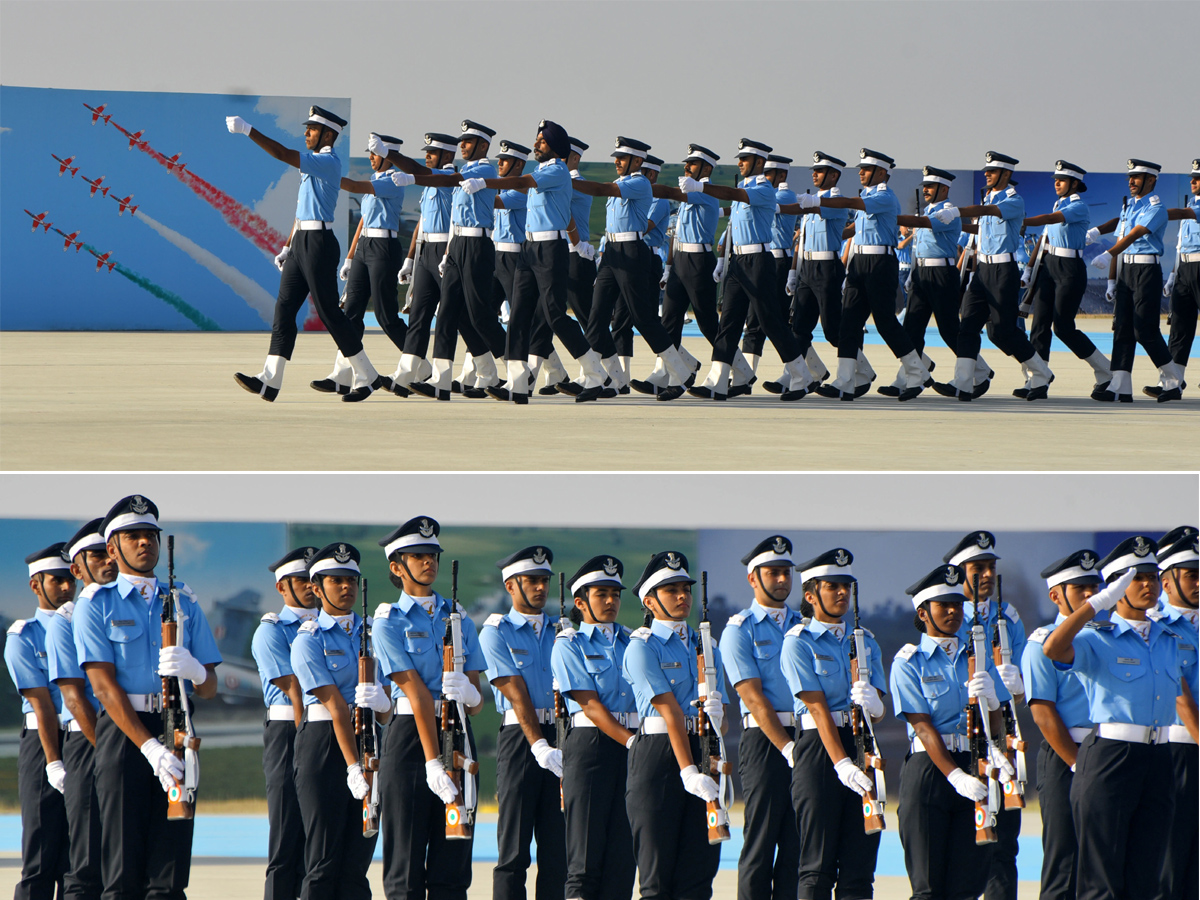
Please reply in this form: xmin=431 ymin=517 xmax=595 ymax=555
xmin=772 ymin=184 xmax=799 ymax=251
xmin=570 ymin=171 xmax=594 ymax=243
xmin=360 ymin=170 xmax=406 ymax=232
xmin=290 ymin=611 xmax=370 ymax=707
xmin=1022 ymin=617 xmax=1093 ymax=731
xmin=46 ymin=598 xmax=100 ymax=720
xmin=551 ymin=623 xmax=637 ymax=716
xmin=622 ymin=619 xmax=724 ymax=721
xmin=371 ymin=592 xmax=486 ymax=702
xmin=644 ymin=197 xmax=669 ymax=250
xmin=958 ymin=601 xmax=1028 ymax=671
xmin=1044 ymin=194 xmax=1089 ymax=250
xmin=250 ymin=605 xmax=313 ymax=707
xmin=604 ymin=173 xmax=653 ymax=234
xmin=914 ymin=200 xmax=962 ymax=260
xmin=480 ymin=609 xmax=561 ymax=713
xmin=890 ymin=633 xmax=1012 ymax=739
xmin=676 ymin=182 xmax=720 ymax=245
xmin=978 ymin=187 xmax=1025 ymax=256
xmin=296 ymin=146 xmax=342 ymax=222
xmin=780 ymin=619 xmax=887 ymax=718
xmin=720 ymin=602 xmax=804 ymax=715
xmin=4 ymin=608 xmax=62 ymax=716
xmin=729 ymin=176 xmax=777 ymax=246
xmin=1119 ymin=194 xmax=1169 ymax=256
xmin=1149 ymin=605 xmax=1198 ymax=724
xmin=1179 ymin=196 xmax=1200 ymax=254
xmin=801 ymin=188 xmax=850 ymax=254
xmin=452 ymin=158 xmax=498 ymax=229
xmin=853 ymin=183 xmax=901 ymax=248
xmin=418 ymin=167 xmax=457 ymax=235
xmin=74 ymin=575 xmax=221 ymax=697
xmin=494 ymin=190 xmax=528 ymax=246
xmin=528 ymin=159 xmax=572 ymax=233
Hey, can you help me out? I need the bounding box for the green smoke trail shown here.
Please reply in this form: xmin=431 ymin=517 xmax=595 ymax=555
xmin=82 ymin=243 xmax=221 ymax=331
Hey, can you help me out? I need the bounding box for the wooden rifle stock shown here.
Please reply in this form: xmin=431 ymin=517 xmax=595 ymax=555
xmin=441 ymin=560 xmax=476 ymax=840
xmin=357 ymin=579 xmax=379 ymax=838
xmin=992 ymin=575 xmax=1026 ymax=808
xmin=696 ymin=572 xmax=731 ymax=844
xmin=849 ymin=583 xmax=885 ymax=834
xmin=162 ymin=535 xmax=198 ymax=821
xmin=967 ymin=573 xmax=997 ymax=844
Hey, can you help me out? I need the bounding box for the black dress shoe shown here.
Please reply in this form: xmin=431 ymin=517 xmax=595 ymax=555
xmin=728 ymin=384 xmax=752 ymax=398
xmin=1091 ymin=388 xmax=1116 ymax=402
xmin=234 ymin=372 xmax=277 ymax=402
xmin=598 ymin=387 xmax=619 ymax=399
xmin=310 ymin=378 xmax=348 ymax=395
xmin=853 ymin=382 xmax=871 ymax=398
xmin=540 ymin=380 xmax=568 ymax=396
xmin=876 ymin=385 xmax=901 ymax=397
xmin=932 ymin=381 xmax=959 ymax=398
xmin=342 ymin=386 xmax=373 ymax=402
xmin=619 ymin=385 xmax=630 ymax=395
xmin=462 ymin=387 xmax=487 ymax=399
xmin=451 ymin=380 xmax=464 ymax=394
xmin=815 ymin=384 xmax=842 ymax=399
xmin=971 ymin=379 xmax=992 ymax=399
xmin=1118 ymin=393 xmax=1133 ymax=403
xmin=1142 ymin=384 xmax=1164 ymax=398
xmin=409 ymin=382 xmax=437 ymax=399
xmin=485 ymin=386 xmax=511 ymax=402
xmin=575 ymin=386 xmax=603 ymax=403
xmin=1025 ymin=385 xmax=1049 ymax=401
xmin=656 ymin=385 xmax=686 ymax=402
xmin=898 ymin=386 xmax=923 ymax=402
xmin=780 ymin=387 xmax=810 ymax=401
xmin=686 ymin=385 xmax=717 ymax=399
xmin=762 ymin=380 xmax=785 ymax=394
xmin=387 ymin=380 xmax=411 ymax=398
xmin=1157 ymin=387 xmax=1182 ymax=403
xmin=684 ymin=372 xmax=697 ymax=388
xmin=556 ymin=381 xmax=584 ymax=396
xmin=512 ymin=393 xmax=529 ymax=405
xmin=630 ymin=379 xmax=662 ymax=395
xmin=1012 ymin=387 xmax=1030 ymax=399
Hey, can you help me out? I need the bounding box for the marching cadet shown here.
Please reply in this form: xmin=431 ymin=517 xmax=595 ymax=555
xmin=550 ymin=556 xmax=639 ymax=900
xmin=6 ymin=543 xmax=74 ymax=899
xmin=1022 ymin=550 xmax=1104 ymax=900
xmin=226 ymin=105 xmax=383 ymax=402
xmin=480 ymin=546 xmax=568 ymax=900
xmin=1148 ymin=160 xmax=1200 ymax=398
xmin=566 ymin=136 xmax=598 ymax=326
xmin=290 ymin=542 xmax=390 ymax=900
xmin=370 ymin=517 xmax=488 ymax=899
xmin=931 ymin=152 xmax=1054 ymax=401
xmin=250 ymin=546 xmax=318 ymax=900
xmin=622 ymin=551 xmax=726 ymax=900
xmin=889 ymin=564 xmax=1015 ymax=900
xmin=73 ymin=495 xmax=222 ymax=899
xmin=781 ymin=548 xmax=889 ymax=900
xmin=719 ymin=536 xmax=803 ymax=900
xmin=1041 ymin=537 xmax=1196 ymax=900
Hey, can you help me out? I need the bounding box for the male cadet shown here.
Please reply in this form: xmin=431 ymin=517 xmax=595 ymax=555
xmin=73 ymin=495 xmax=222 ymax=899
xmin=682 ymin=138 xmax=820 ymax=402
xmin=250 ymin=546 xmax=318 ymax=900
xmin=1148 ymin=160 xmax=1200 ymax=398
xmin=1022 ymin=550 xmax=1103 ymax=900
xmin=227 ymin=106 xmax=383 ymax=402
xmin=945 ymin=530 xmax=1027 ymax=900
xmin=719 ymin=536 xmax=803 ymax=900
xmin=930 ymin=152 xmax=1054 ymax=401
xmin=6 ymin=543 xmax=74 ymax=899
xmin=480 ymin=546 xmax=568 ymax=900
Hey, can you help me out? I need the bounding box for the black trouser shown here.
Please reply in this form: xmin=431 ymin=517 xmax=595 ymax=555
xmin=626 ymin=732 xmax=721 ymax=900
xmin=433 ymin=234 xmax=505 ymax=360
xmin=983 ymin=807 xmax=1020 ymax=900
xmin=713 ymin=251 xmax=800 ymax=365
xmin=380 ymin=713 xmax=476 ymax=900
xmin=1111 ymin=261 xmax=1172 ymax=372
xmin=791 ymin=257 xmax=845 ymax=356
xmin=1027 ymin=255 xmax=1096 ymax=361
xmin=1035 ymin=740 xmax=1078 ymax=900
xmin=613 ymin=252 xmax=666 ymax=358
xmin=905 ymin=264 xmax=960 ymax=356
xmin=1168 ymin=260 xmax=1199 ymax=367
xmin=741 ymin=254 xmax=793 ymax=357
xmin=16 ymin=725 xmax=67 ymax=900
xmin=269 ymin=229 xmax=363 ymax=359
xmin=588 ymin=241 xmax=672 ymax=358
xmin=506 ymin=240 xmax=590 ymax=362
xmin=957 ymin=261 xmax=1036 ymax=363
xmin=342 ymin=235 xmax=408 ymax=352
xmin=737 ymin=725 xmax=799 ymax=900
xmin=293 ymin=719 xmax=377 ymax=900
xmin=897 ymin=749 xmax=992 ymax=900
xmin=1070 ymin=734 xmax=1173 ymax=900
xmin=838 ymin=252 xmax=914 ymax=361
xmin=94 ymin=711 xmax=194 ymax=900
xmin=401 ymin=240 xmax=447 ymax=359
xmin=567 ymin=252 xmax=597 ymax=325
xmin=562 ymin=726 xmax=635 ymax=900
xmin=1159 ymin=742 xmax=1198 ymax=900
xmin=493 ymin=722 xmax=566 ymax=900
xmin=791 ymin=726 xmax=879 ymax=900
xmin=62 ymin=728 xmax=102 ymax=900
xmin=662 ymin=250 xmax=719 ymax=346
xmin=262 ymin=719 xmax=304 ymax=900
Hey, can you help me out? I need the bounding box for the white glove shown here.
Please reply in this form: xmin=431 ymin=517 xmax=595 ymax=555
xmin=988 ymin=744 xmax=1016 ymax=784
xmin=500 ymin=300 xmax=511 ymax=324
xmin=424 ymin=759 xmax=459 ymax=804
xmin=225 ymin=116 xmax=251 ymax=136
xmin=996 ymin=663 xmax=1023 ymax=695
xmin=398 ymin=258 xmax=414 ymax=285
xmin=967 ymin=671 xmax=1000 ymax=712
xmin=274 ymin=245 xmax=292 ymax=272
xmin=1088 ymin=567 xmax=1137 ymax=614
xmin=1105 ymin=278 xmax=1116 ymax=303
xmin=659 ymin=265 xmax=671 ymax=290
xmin=702 ymin=690 xmax=724 ymax=731
xmin=1085 ymin=227 xmax=1101 ymax=246
xmin=948 ymin=768 xmax=988 ymax=801
xmin=786 ymin=269 xmax=798 ymax=295
xmin=367 ymin=133 xmax=385 ymax=157
xmin=850 ymin=680 xmax=884 ymax=719
xmin=346 ymin=763 xmax=369 ymax=800
xmin=796 ymin=193 xmax=820 ymax=211
xmin=441 ymin=671 xmax=481 ymax=707
xmin=390 ymin=171 xmax=415 ymax=188
xmin=834 ymin=757 xmax=875 ymax=796
xmin=932 ymin=206 xmax=960 ymax=224
xmin=438 ymin=256 xmax=448 ymax=278
xmin=140 ymin=738 xmax=185 ymax=793
xmin=1019 ymin=267 xmax=1032 ymax=289
xmin=354 ymin=682 xmax=391 ymax=714
xmin=679 ymin=764 xmax=719 ymax=801
xmin=1090 ymin=250 xmax=1112 ymax=271
xmin=339 ymin=258 xmax=352 ymax=282
xmin=158 ymin=646 xmax=206 ymax=685
xmin=679 ymin=176 xmax=703 ymax=194
xmin=460 ymin=177 xmax=487 ymax=195
xmin=625 ymin=734 xmax=636 ymax=750
xmin=904 ymin=272 xmax=913 ymax=294
xmin=575 ymin=241 xmax=596 ymax=261
xmin=46 ymin=760 xmax=66 ymax=794
xmin=780 ymin=740 xmax=795 ymax=768
xmin=1164 ymin=272 xmax=1176 ymax=297
xmin=530 ymin=738 xmax=563 ymax=777
xmin=712 ymin=257 xmax=725 ymax=282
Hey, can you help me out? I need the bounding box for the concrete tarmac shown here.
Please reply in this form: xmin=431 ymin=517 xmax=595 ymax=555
xmin=2 ymin=329 xmax=1195 ymax=471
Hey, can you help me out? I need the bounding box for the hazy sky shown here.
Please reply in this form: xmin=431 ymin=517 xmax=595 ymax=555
xmin=3 ymin=1 xmax=1195 ymax=172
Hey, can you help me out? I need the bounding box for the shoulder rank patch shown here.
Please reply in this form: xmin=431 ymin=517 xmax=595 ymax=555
xmin=1006 ymin=186 xmax=1017 ymax=196
xmin=726 ymin=613 xmax=745 ymax=627
xmin=55 ymin=601 xmax=76 ymax=622
xmin=828 ymin=186 xmax=842 ymax=197
xmin=630 ymin=626 xmax=652 ymax=641
xmin=861 ymin=626 xmax=875 ymax=639
xmin=7 ymin=619 xmax=26 ymax=635
xmin=1028 ymin=626 xmax=1051 ymax=644
xmin=895 ymin=643 xmax=919 ymax=661
xmin=298 ymin=619 xmax=319 ymax=634
xmin=260 ymin=612 xmax=280 ymax=624
xmin=373 ymin=603 xmax=392 ymax=620
xmin=1147 ymin=609 xmax=1165 ymax=621
xmin=1149 ymin=195 xmax=1160 ymax=205
xmin=785 ymin=622 xmax=807 ymax=638
xmin=1004 ymin=605 xmax=1021 ymax=624
xmin=484 ymin=613 xmax=505 ymax=628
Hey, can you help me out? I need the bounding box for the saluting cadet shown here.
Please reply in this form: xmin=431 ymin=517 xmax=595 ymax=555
xmin=6 ymin=543 xmax=73 ymax=900
xmin=622 ymin=552 xmax=726 ymax=900
xmin=889 ymin=564 xmax=1015 ymax=900
xmin=289 ymin=542 xmax=389 ymax=900
xmin=227 ymin=106 xmax=383 ymax=403
xmin=250 ymin=546 xmax=318 ymax=900
xmin=480 ymin=546 xmax=568 ymax=900
xmin=1040 ymin=537 xmax=1195 ymax=900
xmin=719 ymin=536 xmax=803 ymax=900
xmin=550 ymin=556 xmax=639 ymax=900
xmin=1022 ymin=550 xmax=1104 ymax=900
xmin=370 ymin=517 xmax=486 ymax=899
xmin=781 ymin=548 xmax=888 ymax=900
xmin=1149 ymin=161 xmax=1200 ymax=398
xmin=73 ymin=495 xmax=222 ymax=899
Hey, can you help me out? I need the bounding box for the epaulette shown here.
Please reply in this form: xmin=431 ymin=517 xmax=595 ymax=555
xmin=484 ymin=613 xmax=504 ymax=628
xmin=1003 ymin=605 xmax=1021 ymax=624
xmin=298 ymin=619 xmax=319 ymax=634
xmin=1028 ymin=626 xmax=1052 ymax=644
xmin=1069 ymin=194 xmax=1081 ymax=201
xmin=374 ymin=603 xmax=392 ymax=620
xmin=1149 ymin=195 xmax=1160 ymax=205
xmin=1084 ymin=621 xmax=1113 ymax=630
xmin=630 ymin=626 xmax=652 ymax=641
xmin=1006 ymin=187 xmax=1017 ymax=196
xmin=829 ymin=186 xmax=842 ymax=197
xmin=861 ymin=626 xmax=876 ymax=639
xmin=55 ymin=601 xmax=76 ymax=622
xmin=7 ymin=619 xmax=26 ymax=635
xmin=554 ymin=628 xmax=577 ymax=642
xmin=260 ymin=612 xmax=280 ymax=625
xmin=785 ymin=622 xmax=807 ymax=638
xmin=79 ymin=583 xmax=101 ymax=601
xmin=895 ymin=643 xmax=919 ymax=661
xmin=1147 ymin=609 xmax=1166 ymax=622
xmin=726 ymin=613 xmax=746 ymax=627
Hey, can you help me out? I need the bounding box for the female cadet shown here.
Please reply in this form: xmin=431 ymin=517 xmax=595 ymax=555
xmin=370 ymin=517 xmax=487 ymax=900
xmin=290 ymin=542 xmax=390 ymax=900
xmin=888 ymin=564 xmax=1014 ymax=900
xmin=780 ymin=548 xmax=888 ymax=900
xmin=622 ymin=551 xmax=726 ymax=900
xmin=550 ymin=555 xmax=639 ymax=900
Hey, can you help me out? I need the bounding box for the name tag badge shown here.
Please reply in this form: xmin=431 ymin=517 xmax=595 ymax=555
xmin=921 ymin=675 xmax=944 ymax=683
xmin=324 ymin=649 xmax=345 ymax=657
xmin=585 ymin=654 xmax=605 ymax=660
xmin=111 ymin=619 xmax=136 ymax=627
xmin=1116 ymin=657 xmax=1141 ymax=666
xmin=661 ymin=661 xmax=682 ymax=669
xmin=511 ymin=648 xmax=529 ymax=656
xmin=815 ymin=654 xmax=835 ymax=661
xmin=406 ymin=631 xmax=429 ymax=639
xmin=1181 ymin=645 xmax=1196 ymax=652
xmin=753 ymin=640 xmax=774 ymax=647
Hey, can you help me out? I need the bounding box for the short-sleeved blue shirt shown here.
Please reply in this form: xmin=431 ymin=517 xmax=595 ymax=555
xmin=1119 ymin=194 xmax=1169 ymax=256
xmin=290 ymin=611 xmax=373 ymax=707
xmin=978 ymin=187 xmax=1025 ymax=256
xmin=452 ymin=157 xmax=498 ymax=229
xmin=729 ymin=176 xmax=777 ymax=246
xmin=46 ymin=596 xmax=99 ymax=720
xmin=494 ymin=190 xmax=528 ymax=245
xmin=419 ymin=167 xmax=457 ymax=235
xmin=528 ymin=159 xmax=572 ymax=233
xmin=1022 ymin=617 xmax=1092 ymax=730
xmin=604 ymin=172 xmax=653 ymax=235
xmin=296 ymin=146 xmax=342 ymax=222
xmin=1149 ymin=605 xmax=1198 ymax=726
xmin=852 ymin=183 xmax=901 ymax=248
xmin=621 ymin=619 xmax=724 ymax=721
xmin=1044 ymin=194 xmax=1089 ymax=251
xmin=569 ymin=171 xmax=594 ymax=243
xmin=801 ymin=188 xmax=850 ymax=254
xmin=551 ymin=623 xmax=637 ymax=716
xmin=719 ymin=602 xmax=804 ymax=714
xmin=371 ymin=593 xmax=486 ymax=701
xmin=780 ymin=619 xmax=887 ymax=718
xmin=772 ymin=184 xmax=799 ymax=251
xmin=644 ymin=197 xmax=669 ymax=250
xmin=676 ymin=182 xmax=720 ymax=245
xmin=251 ymin=605 xmax=313 ymax=707
xmin=5 ymin=608 xmax=63 ymax=716
xmin=914 ymin=200 xmax=962 ymax=259
xmin=480 ymin=609 xmax=561 ymax=713
xmin=1179 ymin=196 xmax=1200 ymax=254
xmin=360 ymin=169 xmax=406 ymax=232
xmin=889 ymin=633 xmax=1012 ymax=738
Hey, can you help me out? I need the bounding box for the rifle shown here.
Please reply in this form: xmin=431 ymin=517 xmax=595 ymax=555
xmin=554 ymin=572 xmax=571 ymax=812
xmin=161 ymin=535 xmax=200 ymax=820
xmin=1114 ymin=195 xmax=1129 ymax=291
xmin=958 ymin=187 xmax=987 ymax=291
xmin=967 ymin=572 xmax=999 ymax=844
xmin=849 ymin=582 xmax=886 ymax=834
xmin=992 ymin=575 xmax=1027 ymax=808
xmin=356 ymin=578 xmax=380 ymax=838
xmin=441 ymin=560 xmax=478 ymax=839
xmin=1019 ymin=229 xmax=1047 ymax=315
xmin=695 ymin=571 xmax=732 ymax=844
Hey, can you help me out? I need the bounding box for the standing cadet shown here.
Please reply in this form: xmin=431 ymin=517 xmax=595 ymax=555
xmin=480 ymin=546 xmax=568 ymax=900
xmin=1022 ymin=550 xmax=1104 ymax=900
xmin=370 ymin=517 xmax=488 ymax=900
xmin=551 ymin=556 xmax=639 ymax=900
xmin=73 ymin=495 xmax=222 ymax=899
xmin=6 ymin=543 xmax=73 ymax=900
xmin=1148 ymin=160 xmax=1200 ymax=398
xmin=781 ymin=548 xmax=889 ymax=900
xmin=289 ymin=542 xmax=389 ymax=900
xmin=1041 ymin=538 xmax=1196 ymax=900
xmin=251 ymin=546 xmax=319 ymax=900
xmin=719 ymin=536 xmax=803 ymax=900
xmin=622 ymin=552 xmax=726 ymax=900
xmin=226 ymin=106 xmax=383 ymax=402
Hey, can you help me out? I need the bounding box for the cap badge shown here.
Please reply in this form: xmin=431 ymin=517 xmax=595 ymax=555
xmin=425 ymin=134 xmax=433 ymax=144
xmin=532 ymin=547 xmax=548 ymax=565
xmin=773 ymin=537 xmax=788 ymax=554
xmin=418 ymin=519 xmax=434 ymax=538
xmin=946 ymin=566 xmax=960 ymax=585
xmin=834 ymin=549 xmax=850 ymax=566
xmin=665 ymin=553 xmax=682 ymax=571
xmin=303 ymin=548 xmax=316 ymax=562
xmin=603 ymin=558 xmax=619 ymax=576
xmin=334 ymin=544 xmax=351 ymax=564
xmin=976 ymin=533 xmax=992 ymax=549
xmin=1080 ymin=552 xmax=1096 ymax=570
xmin=130 ymin=495 xmax=149 ymax=514
xmin=1133 ymin=537 xmax=1151 ymax=557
